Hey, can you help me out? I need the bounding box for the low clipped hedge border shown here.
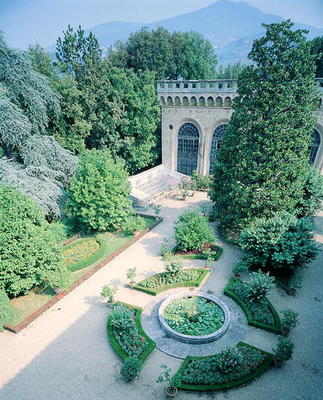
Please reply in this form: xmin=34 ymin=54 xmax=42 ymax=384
xmin=133 ymin=269 xmax=210 ymax=296
xmin=107 ymin=301 xmax=156 ymax=362
xmin=173 ymin=342 xmax=273 ymax=391
xmin=171 ymin=244 xmax=223 ymax=260
xmin=224 ymin=277 xmax=281 ymax=334
xmin=64 ymin=237 xmax=107 ymax=272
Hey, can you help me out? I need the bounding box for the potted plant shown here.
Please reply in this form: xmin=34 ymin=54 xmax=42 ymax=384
xmin=157 ymin=364 xmax=178 ymax=398
xmin=126 ymin=267 xmax=137 ymax=288
xmin=101 ymin=285 xmax=118 ymax=304
xmin=273 ymin=337 xmax=294 ymax=368
xmin=281 ymin=310 xmax=299 ymax=336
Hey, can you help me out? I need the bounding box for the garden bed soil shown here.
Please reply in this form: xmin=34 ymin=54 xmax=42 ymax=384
xmin=4 ymin=215 xmax=161 ymax=333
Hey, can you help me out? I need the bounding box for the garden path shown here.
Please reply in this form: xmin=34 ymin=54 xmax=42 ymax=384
xmin=0 ymin=192 xmax=322 ymax=400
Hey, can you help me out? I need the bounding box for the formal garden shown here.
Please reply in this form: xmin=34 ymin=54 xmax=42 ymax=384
xmin=0 ymin=18 xmax=323 ymax=400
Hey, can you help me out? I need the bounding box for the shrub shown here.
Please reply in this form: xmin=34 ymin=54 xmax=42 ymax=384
xmin=246 ymin=271 xmax=275 ymax=303
xmin=217 ymin=346 xmax=244 ymax=374
xmin=273 ymin=337 xmax=294 ymax=363
xmin=164 ymin=260 xmax=184 ymax=275
xmin=101 ymin=285 xmax=118 ymax=303
xmin=281 ymin=310 xmax=299 ymax=334
xmin=191 ymin=172 xmax=211 ymax=190
xmin=239 ymin=212 xmax=318 ymax=270
xmin=123 ymin=215 xmax=146 ymax=235
xmin=175 ymin=210 xmax=216 ymax=252
xmin=67 ymin=150 xmax=133 ymax=232
xmin=0 ymin=290 xmax=13 ymax=331
xmin=233 ymin=260 xmax=249 ymax=276
xmin=0 ymin=186 xmax=68 ymax=297
xmin=110 ymin=305 xmax=148 ymax=357
xmin=120 ymin=357 xmax=142 ymax=381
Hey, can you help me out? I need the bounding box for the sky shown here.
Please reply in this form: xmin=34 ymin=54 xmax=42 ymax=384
xmin=0 ymin=0 xmax=322 ymax=49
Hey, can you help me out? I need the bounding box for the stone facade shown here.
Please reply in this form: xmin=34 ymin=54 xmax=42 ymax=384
xmin=157 ymin=79 xmax=323 ymax=175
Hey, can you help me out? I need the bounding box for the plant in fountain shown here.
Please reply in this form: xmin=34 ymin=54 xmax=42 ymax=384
xmin=163 ymin=296 xmax=224 ymax=336
xmin=157 ymin=364 xmax=177 ymax=398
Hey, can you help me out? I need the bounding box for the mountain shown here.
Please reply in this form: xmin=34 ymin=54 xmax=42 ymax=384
xmin=80 ymin=0 xmax=323 ymax=65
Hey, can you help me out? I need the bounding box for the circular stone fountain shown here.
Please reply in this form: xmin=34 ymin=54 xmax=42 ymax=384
xmin=158 ymin=291 xmax=231 ymax=344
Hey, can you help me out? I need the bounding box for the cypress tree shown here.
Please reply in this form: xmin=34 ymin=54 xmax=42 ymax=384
xmin=209 ymin=20 xmax=320 ymax=236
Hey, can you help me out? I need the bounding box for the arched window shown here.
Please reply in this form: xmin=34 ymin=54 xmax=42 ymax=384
xmin=209 ymin=124 xmax=228 ymax=173
xmin=310 ymin=129 xmax=321 ymax=165
xmin=177 ymin=123 xmax=199 ymax=175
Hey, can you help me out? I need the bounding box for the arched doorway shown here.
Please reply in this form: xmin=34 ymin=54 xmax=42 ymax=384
xmin=209 ymin=124 xmax=228 ymax=173
xmin=177 ymin=123 xmax=199 ymax=175
xmin=310 ymin=129 xmax=321 ymax=165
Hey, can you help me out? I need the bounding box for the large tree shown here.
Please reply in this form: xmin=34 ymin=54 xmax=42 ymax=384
xmin=67 ymin=150 xmax=133 ymax=232
xmin=310 ymin=36 xmax=323 ymax=78
xmin=107 ymin=27 xmax=217 ymax=80
xmin=54 ymin=26 xmax=160 ymax=172
xmin=209 ymin=20 xmax=320 ymax=235
xmin=0 ymin=33 xmax=77 ymax=219
xmin=0 ymin=186 xmax=69 ymax=297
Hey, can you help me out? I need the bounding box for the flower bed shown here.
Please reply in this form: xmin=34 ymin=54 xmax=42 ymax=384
xmin=134 ymin=269 xmax=209 ymax=296
xmin=107 ymin=302 xmax=156 ymax=362
xmin=173 ymin=342 xmax=273 ymax=391
xmin=171 ymin=244 xmax=223 ymax=260
xmin=163 ymin=296 xmax=224 ymax=336
xmin=224 ymin=277 xmax=281 ymax=333
xmin=62 ymin=237 xmax=107 ymax=272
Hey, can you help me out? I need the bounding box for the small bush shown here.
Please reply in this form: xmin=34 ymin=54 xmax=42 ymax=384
xmin=124 ymin=215 xmax=146 ymax=235
xmin=175 ymin=210 xmax=216 ymax=252
xmin=246 ymin=271 xmax=275 ymax=302
xmin=164 ymin=260 xmax=184 ymax=274
xmin=126 ymin=267 xmax=137 ymax=282
xmin=120 ymin=357 xmax=142 ymax=381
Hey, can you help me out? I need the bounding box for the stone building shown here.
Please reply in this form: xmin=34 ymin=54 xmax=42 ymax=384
xmin=157 ymin=78 xmax=323 ymax=176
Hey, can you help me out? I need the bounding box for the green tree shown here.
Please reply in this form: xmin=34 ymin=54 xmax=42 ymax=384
xmin=0 ymin=33 xmax=77 ymax=219
xmin=239 ymin=212 xmax=318 ymax=270
xmin=174 ymin=210 xmax=216 ymax=251
xmin=216 ymin=61 xmax=246 ymax=79
xmin=67 ymin=150 xmax=133 ymax=231
xmin=27 ymin=44 xmax=55 ymax=78
xmin=310 ymin=36 xmax=323 ymax=78
xmin=0 ymin=186 xmax=68 ymax=297
xmin=209 ymin=20 xmax=320 ymax=234
xmin=296 ymin=167 xmax=323 ymax=217
xmin=107 ymin=27 xmax=217 ymax=80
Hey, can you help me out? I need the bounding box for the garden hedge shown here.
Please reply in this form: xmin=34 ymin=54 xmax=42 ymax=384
xmin=171 ymin=244 xmax=223 ymax=260
xmin=106 ymin=301 xmax=156 ymax=362
xmin=133 ymin=269 xmax=209 ymax=296
xmin=173 ymin=342 xmax=273 ymax=391
xmin=63 ymin=237 xmax=107 ymax=272
xmin=224 ymin=277 xmax=281 ymax=333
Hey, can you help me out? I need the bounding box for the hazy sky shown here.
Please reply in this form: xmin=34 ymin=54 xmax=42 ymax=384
xmin=1 ymin=0 xmax=322 ymax=49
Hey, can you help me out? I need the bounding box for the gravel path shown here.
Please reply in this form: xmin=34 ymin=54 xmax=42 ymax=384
xmin=0 ymin=192 xmax=322 ymax=400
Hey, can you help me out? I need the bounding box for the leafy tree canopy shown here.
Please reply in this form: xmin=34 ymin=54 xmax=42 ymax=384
xmin=107 ymin=27 xmax=217 ymax=80
xmin=239 ymin=212 xmax=318 ymax=270
xmin=67 ymin=150 xmax=133 ymax=231
xmin=216 ymin=62 xmax=246 ymax=79
xmin=210 ymin=20 xmax=320 ymax=234
xmin=0 ymin=186 xmax=69 ymax=297
xmin=310 ymin=36 xmax=323 ymax=78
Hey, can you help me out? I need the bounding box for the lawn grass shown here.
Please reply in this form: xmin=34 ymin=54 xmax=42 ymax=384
xmin=9 ymin=216 xmax=157 ymax=327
